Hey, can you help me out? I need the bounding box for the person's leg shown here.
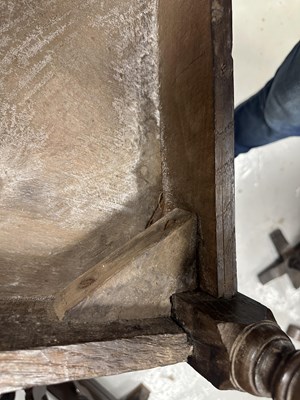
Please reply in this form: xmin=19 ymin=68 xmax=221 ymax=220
xmin=235 ymin=41 xmax=300 ymax=156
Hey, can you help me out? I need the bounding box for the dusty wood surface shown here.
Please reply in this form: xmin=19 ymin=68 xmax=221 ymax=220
xmin=0 ymin=0 xmax=236 ymax=300
xmin=0 ymin=0 xmax=162 ymax=298
xmin=158 ymin=0 xmax=236 ymax=297
xmin=0 ymin=329 xmax=191 ymax=394
xmin=54 ymin=208 xmax=197 ymax=320
xmin=0 ymin=0 xmax=238 ymax=391
xmin=0 ymin=293 xmax=182 ymax=350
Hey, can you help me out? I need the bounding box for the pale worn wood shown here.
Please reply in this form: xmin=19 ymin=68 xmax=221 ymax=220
xmin=158 ymin=0 xmax=236 ymax=297
xmin=0 ymin=0 xmax=236 ymax=300
xmin=0 ymin=0 xmax=238 ymax=393
xmin=0 ymin=0 xmax=162 ymax=298
xmin=0 ymin=332 xmax=191 ymax=394
xmin=54 ymin=208 xmax=197 ymax=320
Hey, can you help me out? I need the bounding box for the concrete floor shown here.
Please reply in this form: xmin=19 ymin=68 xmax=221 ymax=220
xmin=97 ymin=1 xmax=300 ymax=399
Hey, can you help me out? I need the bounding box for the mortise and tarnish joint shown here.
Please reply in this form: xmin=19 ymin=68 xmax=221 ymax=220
xmin=172 ymin=291 xmax=300 ymax=400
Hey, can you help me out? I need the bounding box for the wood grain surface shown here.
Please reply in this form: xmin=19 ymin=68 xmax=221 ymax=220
xmin=158 ymin=0 xmax=236 ymax=297
xmin=0 ymin=0 xmax=162 ymax=298
xmin=0 ymin=302 xmax=185 ymax=351
xmin=0 ymin=0 xmax=236 ymax=299
xmin=54 ymin=208 xmax=197 ymax=320
xmin=0 ymin=330 xmax=191 ymax=393
xmin=0 ymin=0 xmax=237 ymax=391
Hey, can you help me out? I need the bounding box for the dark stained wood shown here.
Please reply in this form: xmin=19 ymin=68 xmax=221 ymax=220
xmin=172 ymin=291 xmax=300 ymax=397
xmin=54 ymin=209 xmax=197 ymax=320
xmin=158 ymin=0 xmax=236 ymax=297
xmin=172 ymin=291 xmax=274 ymax=391
xmin=0 ymin=296 xmax=184 ymax=351
xmin=0 ymin=330 xmax=191 ymax=394
xmin=211 ymin=0 xmax=236 ymax=296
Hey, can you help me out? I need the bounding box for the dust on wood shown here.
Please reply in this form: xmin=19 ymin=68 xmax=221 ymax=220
xmin=0 ymin=0 xmax=162 ymax=298
xmin=0 ymin=331 xmax=191 ymax=393
xmin=54 ymin=209 xmax=197 ymax=321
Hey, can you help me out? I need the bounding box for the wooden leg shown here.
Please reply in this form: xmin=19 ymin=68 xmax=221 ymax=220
xmin=172 ymin=291 xmax=300 ymax=399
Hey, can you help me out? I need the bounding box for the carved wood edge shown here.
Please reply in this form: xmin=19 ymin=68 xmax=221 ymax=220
xmin=171 ymin=291 xmax=300 ymax=399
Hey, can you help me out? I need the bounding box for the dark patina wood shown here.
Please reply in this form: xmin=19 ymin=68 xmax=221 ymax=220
xmin=172 ymin=291 xmax=300 ymax=399
xmin=158 ymin=0 xmax=236 ymax=298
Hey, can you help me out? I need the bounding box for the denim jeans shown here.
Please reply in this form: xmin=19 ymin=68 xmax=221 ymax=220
xmin=235 ymin=41 xmax=300 ymax=156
